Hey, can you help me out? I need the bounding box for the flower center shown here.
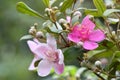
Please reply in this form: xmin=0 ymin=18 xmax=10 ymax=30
xmin=45 ymin=51 xmax=59 ymax=62
xmin=78 ymin=26 xmax=90 ymax=41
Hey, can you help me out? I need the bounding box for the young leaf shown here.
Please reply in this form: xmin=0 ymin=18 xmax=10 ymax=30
xmin=85 ymin=9 xmax=99 ymax=17
xmin=42 ymin=0 xmax=50 ymax=7
xmin=93 ymin=0 xmax=106 ymax=16
xmin=16 ymin=2 xmax=45 ymax=19
xmin=20 ymin=35 xmax=33 ymax=41
xmin=103 ymin=9 xmax=120 ymax=16
xmin=60 ymin=0 xmax=74 ymax=12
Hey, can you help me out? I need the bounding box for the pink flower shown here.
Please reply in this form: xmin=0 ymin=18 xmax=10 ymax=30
xmin=68 ymin=16 xmax=105 ymax=50
xmin=27 ymin=33 xmax=64 ymax=77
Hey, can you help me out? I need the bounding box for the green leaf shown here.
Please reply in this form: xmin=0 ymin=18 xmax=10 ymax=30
xmin=87 ymin=49 xmax=110 ymax=61
xmin=20 ymin=35 xmax=33 ymax=41
xmin=84 ymin=9 xmax=99 ymax=17
xmin=63 ymin=46 xmax=85 ymax=66
xmin=107 ymin=51 xmax=120 ymax=79
xmin=87 ymin=40 xmax=116 ymax=62
xmin=60 ymin=0 xmax=74 ymax=12
xmin=96 ymin=40 xmax=115 ymax=50
xmin=16 ymin=2 xmax=45 ymax=19
xmin=42 ymin=0 xmax=50 ymax=7
xmin=103 ymin=9 xmax=120 ymax=16
xmin=43 ymin=21 xmax=63 ymax=34
xmin=93 ymin=0 xmax=106 ymax=16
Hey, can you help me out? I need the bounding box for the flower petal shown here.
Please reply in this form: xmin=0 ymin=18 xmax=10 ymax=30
xmin=37 ymin=60 xmax=52 ymax=77
xmin=57 ymin=49 xmax=64 ymax=64
xmin=68 ymin=33 xmax=80 ymax=43
xmin=46 ymin=33 xmax=57 ymax=50
xmin=83 ymin=41 xmax=98 ymax=50
xmin=81 ymin=15 xmax=95 ymax=30
xmin=34 ymin=44 xmax=51 ymax=58
xmin=53 ymin=63 xmax=64 ymax=74
xmin=33 ymin=38 xmax=41 ymax=44
xmin=28 ymin=56 xmax=39 ymax=70
xmin=68 ymin=26 xmax=81 ymax=43
xmin=27 ymin=40 xmax=38 ymax=53
xmin=89 ymin=29 xmax=105 ymax=42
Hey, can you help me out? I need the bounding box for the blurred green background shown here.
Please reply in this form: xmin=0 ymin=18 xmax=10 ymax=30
xmin=0 ymin=0 xmax=95 ymax=80
xmin=0 ymin=0 xmax=46 ymax=80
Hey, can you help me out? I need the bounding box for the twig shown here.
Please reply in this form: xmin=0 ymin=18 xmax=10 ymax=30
xmin=87 ymin=67 xmax=106 ymax=80
xmin=54 ymin=22 xmax=69 ymax=47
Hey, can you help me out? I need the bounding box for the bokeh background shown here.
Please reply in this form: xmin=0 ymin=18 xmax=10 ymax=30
xmin=0 ymin=0 xmax=95 ymax=80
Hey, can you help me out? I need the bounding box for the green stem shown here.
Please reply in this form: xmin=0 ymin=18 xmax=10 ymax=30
xmin=53 ymin=22 xmax=69 ymax=47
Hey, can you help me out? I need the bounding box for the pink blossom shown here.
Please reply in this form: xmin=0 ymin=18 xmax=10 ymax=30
xmin=27 ymin=33 xmax=64 ymax=77
xmin=68 ymin=15 xmax=105 ymax=50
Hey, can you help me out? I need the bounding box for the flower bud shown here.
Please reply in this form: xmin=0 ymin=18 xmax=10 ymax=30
xmin=112 ymin=31 xmax=116 ymax=36
xmin=45 ymin=8 xmax=50 ymax=12
xmin=73 ymin=11 xmax=82 ymax=18
xmin=95 ymin=61 xmax=102 ymax=68
xmin=31 ymin=26 xmax=35 ymax=29
xmin=59 ymin=18 xmax=67 ymax=24
xmin=34 ymin=23 xmax=38 ymax=27
xmin=29 ymin=28 xmax=36 ymax=35
xmin=56 ymin=12 xmax=61 ymax=16
xmin=45 ymin=8 xmax=52 ymax=13
xmin=112 ymin=31 xmax=117 ymax=39
xmin=59 ymin=2 xmax=63 ymax=7
xmin=77 ymin=42 xmax=83 ymax=47
xmin=100 ymin=58 xmax=108 ymax=68
xmin=52 ymin=6 xmax=58 ymax=10
xmin=100 ymin=58 xmax=108 ymax=65
xmin=36 ymin=31 xmax=44 ymax=38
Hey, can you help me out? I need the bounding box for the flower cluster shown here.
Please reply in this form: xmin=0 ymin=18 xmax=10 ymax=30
xmin=18 ymin=0 xmax=120 ymax=79
xmin=27 ymin=15 xmax=105 ymax=77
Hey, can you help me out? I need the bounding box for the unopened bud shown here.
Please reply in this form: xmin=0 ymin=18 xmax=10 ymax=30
xmin=73 ymin=11 xmax=82 ymax=18
xmin=36 ymin=31 xmax=44 ymax=38
xmin=34 ymin=23 xmax=38 ymax=27
xmin=56 ymin=12 xmax=61 ymax=16
xmin=112 ymin=31 xmax=117 ymax=39
xmin=52 ymin=6 xmax=58 ymax=10
xmin=59 ymin=18 xmax=67 ymax=24
xmin=45 ymin=8 xmax=49 ymax=12
xmin=105 ymin=0 xmax=113 ymax=8
xmin=112 ymin=31 xmax=116 ymax=36
xmin=59 ymin=2 xmax=63 ymax=7
xmin=100 ymin=58 xmax=108 ymax=68
xmin=77 ymin=42 xmax=83 ymax=47
xmin=95 ymin=61 xmax=102 ymax=68
xmin=31 ymin=26 xmax=35 ymax=29
xmin=45 ymin=8 xmax=52 ymax=12
xmin=29 ymin=28 xmax=36 ymax=35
